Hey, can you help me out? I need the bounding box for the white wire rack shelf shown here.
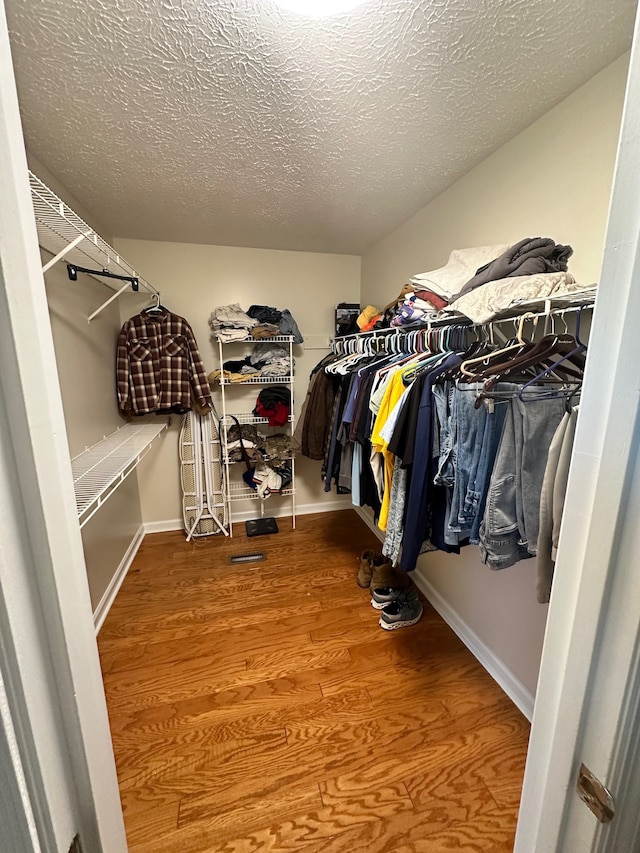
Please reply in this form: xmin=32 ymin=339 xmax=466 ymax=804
xmin=214 ymin=335 xmax=294 ymax=344
xmin=29 ymin=171 xmax=159 ymax=322
xmin=220 ymin=376 xmax=294 ymax=386
xmin=224 ymin=455 xmax=294 ymax=466
xmin=221 ymin=412 xmax=294 ymax=425
xmin=226 ymin=482 xmax=295 ymax=501
xmin=71 ymin=423 xmax=167 ymax=527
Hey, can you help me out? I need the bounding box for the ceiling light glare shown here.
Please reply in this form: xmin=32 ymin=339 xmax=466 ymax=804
xmin=274 ymin=0 xmax=367 ymax=17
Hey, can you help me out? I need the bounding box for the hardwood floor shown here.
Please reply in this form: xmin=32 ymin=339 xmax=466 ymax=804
xmin=98 ymin=510 xmax=530 ymax=852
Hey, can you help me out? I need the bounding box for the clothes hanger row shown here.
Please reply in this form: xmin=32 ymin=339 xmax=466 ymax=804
xmin=461 ymin=307 xmax=589 ymax=408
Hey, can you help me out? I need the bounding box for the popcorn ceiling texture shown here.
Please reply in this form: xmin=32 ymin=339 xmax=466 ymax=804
xmin=6 ymin=0 xmax=635 ymax=254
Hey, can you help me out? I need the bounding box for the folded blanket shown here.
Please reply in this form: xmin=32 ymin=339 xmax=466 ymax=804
xmin=451 ymin=238 xmax=573 ymax=303
xmin=442 ymin=272 xmax=593 ymax=324
xmin=410 ymin=245 xmax=510 ymax=301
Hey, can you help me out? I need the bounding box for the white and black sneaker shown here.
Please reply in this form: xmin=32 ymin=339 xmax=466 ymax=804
xmin=370 ymin=586 xmax=404 ymax=610
xmin=379 ymin=588 xmax=423 ymax=630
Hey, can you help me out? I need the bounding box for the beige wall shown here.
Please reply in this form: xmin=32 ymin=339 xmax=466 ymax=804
xmin=363 ymin=53 xmax=629 ymax=310
xmin=360 ymin=54 xmax=629 ymax=700
xmin=43 ymin=249 xmax=143 ymax=610
xmin=114 ymin=238 xmax=361 ymax=526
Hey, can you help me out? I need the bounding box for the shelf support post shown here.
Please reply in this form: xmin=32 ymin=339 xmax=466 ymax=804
xmin=41 ymin=232 xmax=89 ymax=273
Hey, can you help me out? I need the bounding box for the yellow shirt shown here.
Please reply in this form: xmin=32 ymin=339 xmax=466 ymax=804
xmin=371 ymin=369 xmax=407 ymax=531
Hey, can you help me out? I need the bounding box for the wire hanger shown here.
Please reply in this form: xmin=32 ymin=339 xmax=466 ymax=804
xmin=143 ymin=292 xmax=165 ymax=313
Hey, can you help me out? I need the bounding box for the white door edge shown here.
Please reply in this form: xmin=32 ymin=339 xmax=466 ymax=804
xmin=515 ymin=7 xmax=640 ymax=851
xmin=0 ymin=6 xmax=127 ymax=852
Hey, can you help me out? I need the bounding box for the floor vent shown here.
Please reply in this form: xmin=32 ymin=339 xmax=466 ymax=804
xmin=229 ymin=552 xmax=266 ymax=564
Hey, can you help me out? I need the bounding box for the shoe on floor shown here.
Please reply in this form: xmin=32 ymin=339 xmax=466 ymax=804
xmin=370 ymin=555 xmax=411 ymax=591
xmin=371 ymin=586 xmax=405 ymax=610
xmin=379 ymin=589 xmax=423 ymax=630
xmin=357 ymin=549 xmax=375 ymax=588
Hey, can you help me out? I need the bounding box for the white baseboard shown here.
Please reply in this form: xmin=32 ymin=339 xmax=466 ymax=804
xmin=143 ymin=499 xmax=352 ymax=532
xmin=229 ymin=498 xmax=350 ymax=523
xmin=93 ymin=524 xmax=145 ymax=635
xmin=411 ymin=571 xmax=535 ymax=721
xmin=143 ymin=518 xmax=183 ymax=533
xmin=353 ymin=506 xmax=535 ymax=721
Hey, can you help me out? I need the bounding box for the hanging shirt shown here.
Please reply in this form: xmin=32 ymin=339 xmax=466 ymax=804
xmin=371 ymin=370 xmax=410 ymax=531
xmin=398 ymin=353 xmax=463 ymax=571
xmin=117 ymin=308 xmax=212 ymax=415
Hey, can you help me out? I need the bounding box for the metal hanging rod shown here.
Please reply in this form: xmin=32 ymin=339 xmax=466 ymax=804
xmin=67 ymin=263 xmax=139 ymax=290
xmin=331 ymin=294 xmax=596 ymax=347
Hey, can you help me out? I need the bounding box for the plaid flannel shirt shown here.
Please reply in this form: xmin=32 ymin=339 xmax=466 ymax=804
xmin=116 ymin=310 xmax=212 ymax=415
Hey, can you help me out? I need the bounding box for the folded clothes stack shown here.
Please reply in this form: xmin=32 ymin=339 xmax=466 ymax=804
xmin=209 ymin=303 xmax=258 ymax=342
xmin=253 ymin=386 xmax=291 ymax=427
xmin=209 ymin=303 xmax=303 ymax=343
xmin=208 ymin=344 xmax=294 ymax=385
xmin=369 ymin=238 xmax=584 ymax=328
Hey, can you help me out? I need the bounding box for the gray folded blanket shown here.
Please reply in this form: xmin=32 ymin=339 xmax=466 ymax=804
xmin=450 ymin=237 xmax=573 ymax=303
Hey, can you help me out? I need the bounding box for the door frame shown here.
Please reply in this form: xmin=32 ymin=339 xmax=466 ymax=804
xmin=0 ymin=5 xmax=127 ymax=851
xmin=2 ymin=0 xmax=640 ymax=849
xmin=514 ymin=9 xmax=640 ymax=851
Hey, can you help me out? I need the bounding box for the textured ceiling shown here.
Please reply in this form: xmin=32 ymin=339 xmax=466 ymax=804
xmin=6 ymin=0 xmax=637 ymax=254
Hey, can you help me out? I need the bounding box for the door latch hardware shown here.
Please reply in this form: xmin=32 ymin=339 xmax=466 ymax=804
xmin=576 ymin=763 xmax=615 ymax=823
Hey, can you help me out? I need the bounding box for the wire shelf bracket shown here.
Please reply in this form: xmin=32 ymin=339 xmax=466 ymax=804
xmin=29 ymin=171 xmax=160 ymax=324
xmin=71 ymin=423 xmax=167 ymax=528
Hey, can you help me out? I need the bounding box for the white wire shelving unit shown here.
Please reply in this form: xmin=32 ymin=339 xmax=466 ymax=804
xmin=226 ymin=482 xmax=295 ymax=501
xmin=29 ymin=171 xmax=160 ymax=323
xmin=71 ymin=423 xmax=167 ymax=528
xmin=220 ymin=375 xmax=294 ymax=386
xmin=215 ymin=335 xmax=296 ymax=535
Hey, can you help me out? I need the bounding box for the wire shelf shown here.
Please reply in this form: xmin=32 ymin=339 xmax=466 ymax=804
xmin=221 ymin=412 xmax=293 ymax=425
xmin=226 ymin=482 xmax=295 ymax=501
xmin=214 ymin=335 xmax=294 ymax=343
xmin=29 ymin=171 xmax=158 ymax=298
xmin=220 ymin=376 xmax=294 ymax=386
xmin=71 ymin=423 xmax=167 ymax=526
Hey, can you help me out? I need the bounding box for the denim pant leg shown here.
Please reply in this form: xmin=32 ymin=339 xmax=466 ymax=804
xmin=448 ymin=385 xmax=486 ymax=536
xmin=433 ymin=382 xmax=456 ymax=488
xmin=469 ymin=398 xmax=509 ymax=545
xmin=479 ymin=400 xmax=531 ymax=569
xmin=517 ymin=395 xmax=566 ymax=553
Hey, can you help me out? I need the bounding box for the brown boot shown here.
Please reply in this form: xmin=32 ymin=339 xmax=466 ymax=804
xmin=357 ymin=550 xmax=375 ymax=588
xmin=370 ymin=554 xmax=411 ymax=591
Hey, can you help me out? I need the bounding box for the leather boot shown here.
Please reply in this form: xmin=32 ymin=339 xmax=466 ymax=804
xmin=357 ymin=549 xmax=375 ymax=588
xmin=370 ymin=553 xmax=411 ymax=591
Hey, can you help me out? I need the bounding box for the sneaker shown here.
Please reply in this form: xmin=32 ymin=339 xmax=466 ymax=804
xmin=370 ymin=586 xmax=404 ymax=610
xmin=379 ymin=589 xmax=423 ymax=630
xmin=357 ymin=550 xmax=375 ymax=588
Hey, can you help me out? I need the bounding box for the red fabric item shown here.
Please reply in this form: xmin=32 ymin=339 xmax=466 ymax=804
xmin=255 ymin=400 xmax=290 ymax=427
xmin=413 ymin=289 xmax=448 ymax=310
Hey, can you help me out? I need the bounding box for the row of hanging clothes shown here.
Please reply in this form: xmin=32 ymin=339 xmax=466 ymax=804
xmin=292 ymin=306 xmax=591 ymax=603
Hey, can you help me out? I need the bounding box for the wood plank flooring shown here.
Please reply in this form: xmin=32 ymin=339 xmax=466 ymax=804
xmin=98 ymin=510 xmax=530 ymax=853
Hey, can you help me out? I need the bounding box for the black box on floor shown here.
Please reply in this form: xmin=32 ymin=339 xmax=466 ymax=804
xmin=246 ymin=517 xmax=279 ymax=537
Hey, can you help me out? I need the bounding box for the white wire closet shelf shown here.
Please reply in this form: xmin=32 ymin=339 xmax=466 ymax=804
xmin=29 ymin=171 xmax=159 ymax=322
xmin=226 ymin=482 xmax=295 ymax=501
xmin=71 ymin=423 xmax=167 ymax=527
xmin=220 ymin=375 xmax=294 ymax=386
xmin=214 ymin=335 xmax=294 ymax=344
xmin=222 ymin=411 xmax=293 ymax=425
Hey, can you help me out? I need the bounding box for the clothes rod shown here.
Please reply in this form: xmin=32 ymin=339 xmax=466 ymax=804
xmin=331 ymin=299 xmax=596 ymax=343
xmin=67 ymin=263 xmax=139 ymax=291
